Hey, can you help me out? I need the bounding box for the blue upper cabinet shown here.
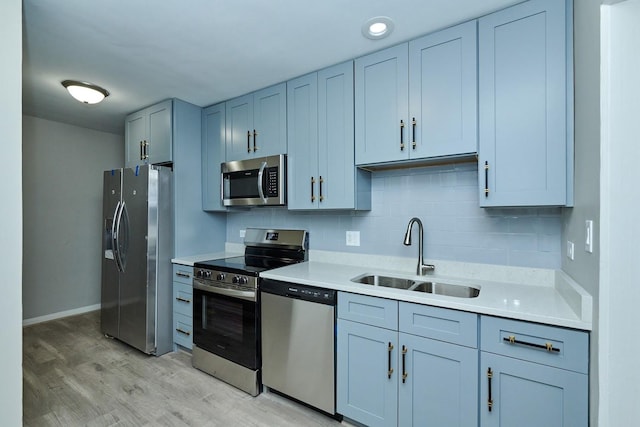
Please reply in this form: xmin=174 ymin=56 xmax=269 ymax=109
xmin=125 ymin=99 xmax=172 ymax=168
xmin=355 ymin=21 xmax=477 ymax=166
xmin=288 ymin=61 xmax=370 ymax=210
xmin=225 ymin=83 xmax=286 ymax=162
xmin=355 ymin=44 xmax=409 ymax=165
xmin=287 ymin=72 xmax=319 ymax=209
xmin=201 ymin=103 xmax=226 ymax=212
xmin=409 ymin=20 xmax=477 ymax=159
xmin=478 ymin=0 xmax=573 ymax=207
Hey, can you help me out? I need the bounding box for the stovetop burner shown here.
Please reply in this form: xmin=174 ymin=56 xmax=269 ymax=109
xmin=194 ymin=228 xmax=309 ymax=276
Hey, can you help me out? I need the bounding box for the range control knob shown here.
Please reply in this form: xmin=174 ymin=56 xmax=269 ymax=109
xmin=203 ymin=270 xmax=212 ymax=279
xmin=195 ymin=270 xmax=203 ymax=279
xmin=216 ymin=273 xmax=226 ymax=281
xmin=232 ymin=276 xmax=248 ymax=285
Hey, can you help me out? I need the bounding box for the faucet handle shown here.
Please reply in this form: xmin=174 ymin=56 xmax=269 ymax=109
xmin=420 ymin=264 xmax=436 ymax=275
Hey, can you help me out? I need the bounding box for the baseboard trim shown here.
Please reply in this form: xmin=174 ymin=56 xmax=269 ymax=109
xmin=23 ymin=304 xmax=101 ymax=327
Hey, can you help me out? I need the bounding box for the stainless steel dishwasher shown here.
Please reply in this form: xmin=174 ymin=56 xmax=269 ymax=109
xmin=260 ymin=278 xmax=337 ymax=416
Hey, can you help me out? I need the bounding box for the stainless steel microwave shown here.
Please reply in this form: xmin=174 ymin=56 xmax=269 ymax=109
xmin=221 ymin=154 xmax=286 ymax=207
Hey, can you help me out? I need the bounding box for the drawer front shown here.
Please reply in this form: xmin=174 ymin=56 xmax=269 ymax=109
xmin=480 ymin=316 xmax=588 ymax=374
xmin=338 ymin=292 xmax=398 ymax=330
xmin=173 ymin=282 xmax=193 ymax=318
xmin=173 ymin=312 xmax=193 ymax=349
xmin=399 ymin=302 xmax=478 ymax=348
xmin=172 ymin=264 xmax=194 ymax=285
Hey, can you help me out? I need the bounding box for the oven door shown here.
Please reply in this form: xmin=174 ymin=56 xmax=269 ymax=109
xmin=192 ymin=285 xmax=259 ymax=370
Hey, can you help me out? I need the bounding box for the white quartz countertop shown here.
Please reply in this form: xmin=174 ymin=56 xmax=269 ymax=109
xmin=260 ymin=261 xmax=592 ymax=331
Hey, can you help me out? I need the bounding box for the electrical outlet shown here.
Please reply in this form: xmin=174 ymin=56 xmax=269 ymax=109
xmin=346 ymin=231 xmax=360 ymax=246
xmin=585 ymin=220 xmax=593 ymax=253
xmin=239 ymin=229 xmax=246 ymax=238
xmin=567 ymin=241 xmax=575 ymax=260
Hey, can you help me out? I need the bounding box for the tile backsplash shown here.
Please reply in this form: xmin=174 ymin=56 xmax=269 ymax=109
xmin=226 ymin=162 xmax=561 ymax=269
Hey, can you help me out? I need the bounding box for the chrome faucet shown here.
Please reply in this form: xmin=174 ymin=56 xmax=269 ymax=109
xmin=403 ymin=217 xmax=435 ymax=276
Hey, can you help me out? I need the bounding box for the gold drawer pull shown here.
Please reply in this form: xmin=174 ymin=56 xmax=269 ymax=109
xmin=503 ymin=335 xmax=560 ymax=353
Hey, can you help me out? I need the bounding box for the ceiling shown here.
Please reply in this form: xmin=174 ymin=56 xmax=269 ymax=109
xmin=22 ymin=0 xmax=520 ymax=135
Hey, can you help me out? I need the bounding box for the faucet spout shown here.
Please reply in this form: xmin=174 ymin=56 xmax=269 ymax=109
xmin=403 ymin=217 xmax=435 ymax=276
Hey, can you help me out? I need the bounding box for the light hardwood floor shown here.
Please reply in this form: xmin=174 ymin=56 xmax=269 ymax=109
xmin=23 ymin=311 xmax=344 ymax=427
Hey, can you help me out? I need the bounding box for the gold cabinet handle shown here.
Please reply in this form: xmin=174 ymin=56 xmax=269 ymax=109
xmin=253 ymin=129 xmax=258 ymax=152
xmin=311 ymin=177 xmax=316 ymax=202
xmin=400 ymin=120 xmax=405 ymax=151
xmin=411 ymin=117 xmax=417 ymax=149
xmin=402 ymin=345 xmax=408 ymax=383
xmin=319 ymin=176 xmax=324 ymax=202
xmin=387 ymin=342 xmax=394 ymax=379
xmin=487 ymin=367 xmax=493 ymax=412
xmin=503 ymin=335 xmax=560 ymax=353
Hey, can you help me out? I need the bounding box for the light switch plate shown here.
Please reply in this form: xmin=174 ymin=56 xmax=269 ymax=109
xmin=346 ymin=231 xmax=360 ymax=246
xmin=239 ymin=229 xmax=246 ymax=238
xmin=585 ymin=220 xmax=593 ymax=253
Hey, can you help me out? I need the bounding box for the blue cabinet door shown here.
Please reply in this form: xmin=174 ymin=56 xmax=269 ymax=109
xmin=147 ymin=100 xmax=172 ymax=165
xmin=398 ymin=333 xmax=478 ymax=427
xmin=287 ymin=73 xmax=318 ymax=209
xmin=225 ymin=93 xmax=253 ymax=162
xmin=480 ymin=352 xmax=588 ymax=427
xmin=355 ymin=43 xmax=409 ymax=165
xmin=125 ymin=111 xmax=146 ymax=168
xmin=319 ymin=61 xmax=370 ymax=210
xmin=337 ymin=319 xmax=398 ymax=427
xmin=202 ymin=103 xmax=226 ymax=212
xmin=409 ymin=20 xmax=477 ymax=159
xmin=253 ymin=83 xmax=287 ymax=158
xmin=478 ymin=0 xmax=571 ymax=206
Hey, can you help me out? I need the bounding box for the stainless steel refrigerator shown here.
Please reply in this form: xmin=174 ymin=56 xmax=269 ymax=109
xmin=101 ymin=165 xmax=173 ymax=356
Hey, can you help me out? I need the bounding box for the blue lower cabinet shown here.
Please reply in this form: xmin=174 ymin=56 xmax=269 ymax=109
xmin=480 ymin=352 xmax=588 ymax=427
xmin=337 ymin=292 xmax=479 ymax=427
xmin=337 ymin=318 xmax=398 ymax=427
xmin=172 ymin=264 xmax=193 ymax=350
xmin=399 ymin=332 xmax=478 ymax=427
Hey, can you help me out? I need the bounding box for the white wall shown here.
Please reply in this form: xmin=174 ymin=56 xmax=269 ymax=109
xmin=562 ymin=1 xmax=602 ymax=424
xmin=22 ymin=116 xmax=123 ymax=321
xmin=0 ymin=0 xmax=23 ymax=424
xmin=599 ymin=1 xmax=640 ymax=424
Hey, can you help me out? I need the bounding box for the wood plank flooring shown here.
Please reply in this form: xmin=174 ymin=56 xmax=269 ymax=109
xmin=23 ymin=311 xmax=344 ymax=426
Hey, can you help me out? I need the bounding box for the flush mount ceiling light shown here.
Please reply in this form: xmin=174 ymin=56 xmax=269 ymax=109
xmin=362 ymin=16 xmax=394 ymax=40
xmin=61 ymin=80 xmax=110 ymax=104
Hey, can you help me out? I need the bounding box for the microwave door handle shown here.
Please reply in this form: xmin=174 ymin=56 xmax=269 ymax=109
xmin=257 ymin=161 xmax=268 ymax=204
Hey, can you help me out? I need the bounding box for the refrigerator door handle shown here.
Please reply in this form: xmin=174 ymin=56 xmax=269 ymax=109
xmin=112 ymin=201 xmax=123 ymax=272
xmin=114 ymin=201 xmax=130 ymax=272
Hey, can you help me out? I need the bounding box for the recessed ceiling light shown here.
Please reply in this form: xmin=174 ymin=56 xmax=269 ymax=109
xmin=362 ymin=16 xmax=394 ymax=40
xmin=61 ymin=80 xmax=110 ymax=104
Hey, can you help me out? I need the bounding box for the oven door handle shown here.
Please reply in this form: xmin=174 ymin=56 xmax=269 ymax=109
xmin=257 ymin=161 xmax=268 ymax=204
xmin=194 ymin=282 xmax=257 ymax=302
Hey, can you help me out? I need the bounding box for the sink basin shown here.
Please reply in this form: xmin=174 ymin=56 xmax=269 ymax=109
xmin=351 ymin=274 xmax=418 ymax=290
xmin=408 ymin=282 xmax=480 ymax=298
xmin=351 ymin=274 xmax=480 ymax=298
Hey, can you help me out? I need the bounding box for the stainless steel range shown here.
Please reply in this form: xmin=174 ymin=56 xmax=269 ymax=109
xmin=191 ymin=228 xmax=308 ymax=396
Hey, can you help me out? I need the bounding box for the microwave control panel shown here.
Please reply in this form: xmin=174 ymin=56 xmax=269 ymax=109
xmin=265 ymin=167 xmax=279 ymax=197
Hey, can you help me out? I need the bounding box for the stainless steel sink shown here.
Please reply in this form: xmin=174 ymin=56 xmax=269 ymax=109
xmin=408 ymin=282 xmax=480 ymax=298
xmin=351 ymin=274 xmax=480 ymax=298
xmin=351 ymin=274 xmax=418 ymax=290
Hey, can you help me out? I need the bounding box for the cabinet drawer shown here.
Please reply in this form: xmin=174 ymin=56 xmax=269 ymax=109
xmin=173 ymin=282 xmax=193 ymax=318
xmin=172 ymin=264 xmax=194 ymax=285
xmin=399 ymin=302 xmax=478 ymax=348
xmin=480 ymin=316 xmax=588 ymax=374
xmin=338 ymin=292 xmax=398 ymax=330
xmin=173 ymin=313 xmax=193 ymax=350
